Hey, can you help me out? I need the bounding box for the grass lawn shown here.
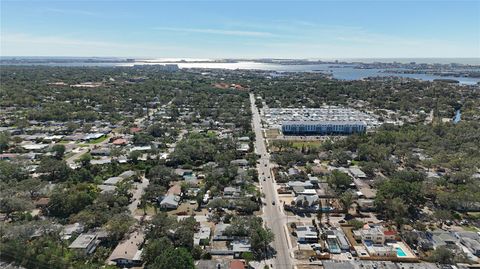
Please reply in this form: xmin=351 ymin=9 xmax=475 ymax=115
xmin=63 ymin=152 xmax=75 ymax=160
xmin=265 ymin=128 xmax=280 ymax=140
xmin=206 ymin=130 xmax=217 ymax=137
xmin=77 ymin=144 xmax=89 ymax=147
xmin=135 ymin=204 xmax=158 ymax=216
xmin=291 ymin=140 xmax=323 ymax=149
xmin=87 ymin=136 xmax=108 ymax=144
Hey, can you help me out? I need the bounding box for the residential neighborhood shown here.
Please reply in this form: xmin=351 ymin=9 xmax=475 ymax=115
xmin=1 ymin=64 xmax=479 ymax=269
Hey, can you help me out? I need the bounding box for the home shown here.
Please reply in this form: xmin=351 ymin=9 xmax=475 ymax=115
xmin=118 ymin=170 xmax=136 ymax=180
xmin=237 ymin=143 xmax=250 ymax=152
xmin=357 ymin=199 xmax=375 ymax=211
xmin=21 ymin=144 xmax=49 ymax=151
xmin=61 ymin=222 xmax=84 ymax=240
xmin=230 ymin=159 xmax=249 ymax=166
xmin=98 ymin=184 xmax=116 ymax=193
xmin=384 ymin=230 xmax=397 ymax=241
xmin=167 ymin=184 xmax=182 ymax=196
xmin=461 ymin=237 xmax=480 ymax=257
xmin=325 ymin=228 xmax=350 ymax=251
xmin=364 ymin=243 xmax=396 ymax=257
xmin=34 ymin=197 xmax=50 ymax=209
xmin=68 ymin=233 xmax=100 ymax=255
xmin=175 ymin=168 xmax=193 ymax=177
xmin=223 ymin=186 xmax=241 ymax=197
xmin=286 ymin=181 xmax=314 ymax=189
xmin=412 ymin=231 xmax=435 ymax=251
xmin=213 ymin=223 xmax=232 ymax=241
xmin=104 ymin=177 xmax=123 ymax=186
xmin=232 ymin=240 xmax=251 ymax=258
xmin=183 ymin=174 xmax=199 ymax=185
xmin=294 ymin=189 xmax=317 ymax=196
xmin=0 ymin=153 xmax=17 ymax=160
xmin=90 ymin=148 xmax=110 ymax=156
xmin=194 ymin=226 xmax=211 ymax=246
xmin=229 ymin=260 xmax=246 ymax=269
xmin=296 ymin=225 xmax=318 ymax=243
xmin=130 ymin=145 xmax=151 ymax=152
xmin=349 ymin=166 xmax=367 ymax=179
xmin=431 ymin=230 xmax=458 ymax=249
xmin=108 ymin=230 xmax=144 ymax=267
xmin=82 ymin=133 xmax=105 ymax=141
xmin=456 ymin=231 xmax=480 ymax=256
xmin=353 ymin=225 xmax=386 ymax=244
xmin=195 ymin=260 xmax=229 ymax=269
xmin=90 ymin=158 xmax=112 ymax=165
xmin=294 ymin=194 xmax=319 ymax=208
xmin=288 ymin=167 xmax=300 ymax=175
xmin=111 ymin=138 xmax=128 ymax=146
xmin=308 ymin=176 xmax=320 ymax=184
xmin=159 ymin=194 xmax=180 ymax=209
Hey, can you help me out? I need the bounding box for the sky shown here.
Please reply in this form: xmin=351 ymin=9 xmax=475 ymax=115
xmin=1 ymin=0 xmax=479 ymax=59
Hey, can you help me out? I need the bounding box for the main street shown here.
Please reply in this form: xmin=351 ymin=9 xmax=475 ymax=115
xmin=250 ymin=93 xmax=293 ymax=269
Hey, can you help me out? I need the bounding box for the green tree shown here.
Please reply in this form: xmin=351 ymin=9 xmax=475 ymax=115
xmin=0 ymin=161 xmax=28 ymax=183
xmin=150 ymin=247 xmax=194 ymax=269
xmin=78 ymin=153 xmax=92 ymax=167
xmin=250 ymin=226 xmax=274 ymax=258
xmin=37 ymin=157 xmax=71 ymax=181
xmin=0 ymin=132 xmax=10 ymax=153
xmin=0 ymin=196 xmax=33 ymax=218
xmin=429 ymin=246 xmax=454 ymax=264
xmin=51 ymin=144 xmax=66 ymax=159
xmin=48 ymin=184 xmax=97 ymax=218
xmin=340 ymin=192 xmax=354 ymax=213
xmin=106 ymin=213 xmax=135 ymax=242
xmin=147 ymin=165 xmax=174 ymax=188
xmin=328 ymin=170 xmax=353 ymax=191
xmin=129 ymin=150 xmax=142 ymax=163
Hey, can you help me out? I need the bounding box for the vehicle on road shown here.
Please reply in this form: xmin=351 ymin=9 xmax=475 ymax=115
xmin=272 ymin=201 xmax=276 ymax=205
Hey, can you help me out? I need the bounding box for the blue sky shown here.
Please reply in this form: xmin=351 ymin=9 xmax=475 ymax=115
xmin=1 ymin=0 xmax=479 ymax=58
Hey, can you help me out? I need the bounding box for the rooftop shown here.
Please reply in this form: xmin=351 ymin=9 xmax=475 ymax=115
xmin=108 ymin=230 xmax=145 ymax=263
xmin=69 ymin=233 xmax=96 ymax=249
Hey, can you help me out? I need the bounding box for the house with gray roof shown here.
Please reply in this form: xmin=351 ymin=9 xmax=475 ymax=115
xmin=68 ymin=233 xmax=99 ymax=255
xmin=159 ymin=194 xmax=180 ymax=209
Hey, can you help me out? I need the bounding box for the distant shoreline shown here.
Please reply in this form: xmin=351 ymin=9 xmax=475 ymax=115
xmin=1 ymin=56 xmax=479 ymax=66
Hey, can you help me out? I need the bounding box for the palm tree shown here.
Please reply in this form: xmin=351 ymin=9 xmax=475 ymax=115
xmin=325 ymin=198 xmax=331 ymax=225
xmin=316 ymin=199 xmax=323 ymax=228
xmin=340 ymin=192 xmax=354 ymax=214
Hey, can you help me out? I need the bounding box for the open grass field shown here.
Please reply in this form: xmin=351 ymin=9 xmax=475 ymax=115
xmin=291 ymin=140 xmax=323 ymax=149
xmin=265 ymin=128 xmax=280 ymax=140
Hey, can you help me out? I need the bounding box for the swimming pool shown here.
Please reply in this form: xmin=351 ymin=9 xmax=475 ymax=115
xmin=396 ymin=247 xmax=407 ymax=257
xmin=327 ymin=238 xmax=341 ymax=254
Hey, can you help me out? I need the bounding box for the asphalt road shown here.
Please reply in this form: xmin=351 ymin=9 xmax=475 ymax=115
xmin=250 ymin=93 xmax=293 ymax=269
xmin=65 ymin=133 xmax=112 ymax=168
xmin=128 ymin=176 xmax=150 ymax=218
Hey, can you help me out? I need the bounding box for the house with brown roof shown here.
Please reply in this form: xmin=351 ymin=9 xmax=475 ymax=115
xmin=108 ymin=230 xmax=145 ymax=267
xmin=229 ymin=260 xmax=246 ymax=269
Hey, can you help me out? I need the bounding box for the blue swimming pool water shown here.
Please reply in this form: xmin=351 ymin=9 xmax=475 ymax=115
xmin=396 ymin=247 xmax=407 ymax=257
